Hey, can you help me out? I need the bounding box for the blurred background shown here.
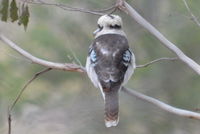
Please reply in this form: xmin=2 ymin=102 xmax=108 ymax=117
xmin=0 ymin=0 xmax=200 ymax=133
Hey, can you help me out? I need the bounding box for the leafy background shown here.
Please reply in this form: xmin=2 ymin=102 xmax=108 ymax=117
xmin=0 ymin=0 xmax=200 ymax=134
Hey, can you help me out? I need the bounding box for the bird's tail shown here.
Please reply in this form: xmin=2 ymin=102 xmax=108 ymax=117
xmin=104 ymin=90 xmax=119 ymax=127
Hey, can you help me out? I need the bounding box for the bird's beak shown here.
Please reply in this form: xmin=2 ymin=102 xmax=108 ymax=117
xmin=93 ymin=28 xmax=101 ymax=36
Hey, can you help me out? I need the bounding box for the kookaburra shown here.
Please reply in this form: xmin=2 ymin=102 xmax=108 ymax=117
xmin=86 ymin=14 xmax=136 ymax=127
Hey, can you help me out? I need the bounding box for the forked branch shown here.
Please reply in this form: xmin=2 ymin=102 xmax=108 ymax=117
xmin=8 ymin=68 xmax=52 ymax=134
xmin=116 ymin=0 xmax=200 ymax=75
xmin=182 ymin=0 xmax=200 ymax=27
xmin=22 ymin=0 xmax=200 ymax=74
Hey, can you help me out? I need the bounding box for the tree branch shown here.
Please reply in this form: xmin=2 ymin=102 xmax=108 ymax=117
xmin=182 ymin=0 xmax=200 ymax=27
xmin=136 ymin=57 xmax=178 ymax=68
xmin=8 ymin=68 xmax=52 ymax=134
xmin=0 ymin=34 xmax=85 ymax=73
xmin=9 ymin=68 xmax=52 ymax=112
xmin=23 ymin=0 xmax=116 ymax=16
xmin=116 ymin=1 xmax=200 ymax=75
xmin=122 ymin=87 xmax=200 ymax=120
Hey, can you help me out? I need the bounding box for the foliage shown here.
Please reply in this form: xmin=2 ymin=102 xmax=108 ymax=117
xmin=10 ymin=0 xmax=18 ymax=22
xmin=0 ymin=0 xmax=30 ymax=29
xmin=0 ymin=0 xmax=9 ymax=21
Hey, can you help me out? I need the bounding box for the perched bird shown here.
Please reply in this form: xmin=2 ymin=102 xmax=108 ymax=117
xmin=86 ymin=14 xmax=136 ymax=127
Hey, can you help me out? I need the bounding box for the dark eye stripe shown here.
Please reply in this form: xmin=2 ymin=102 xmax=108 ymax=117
xmin=109 ymin=24 xmax=121 ymax=29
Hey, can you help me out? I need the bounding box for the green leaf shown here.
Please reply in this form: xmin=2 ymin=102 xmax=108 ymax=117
xmin=0 ymin=0 xmax=9 ymax=21
xmin=10 ymin=0 xmax=18 ymax=22
xmin=18 ymin=4 xmax=29 ymax=30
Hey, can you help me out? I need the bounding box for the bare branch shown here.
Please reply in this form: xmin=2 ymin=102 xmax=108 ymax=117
xmin=7 ymin=68 xmax=52 ymax=134
xmin=182 ymin=0 xmax=200 ymax=27
xmin=9 ymin=68 xmax=52 ymax=112
xmin=23 ymin=0 xmax=116 ymax=16
xmin=69 ymin=48 xmax=83 ymax=67
xmin=0 ymin=34 xmax=85 ymax=73
xmin=8 ymin=112 xmax=11 ymax=134
xmin=117 ymin=1 xmax=200 ymax=75
xmin=122 ymin=87 xmax=200 ymax=120
xmin=136 ymin=57 xmax=178 ymax=68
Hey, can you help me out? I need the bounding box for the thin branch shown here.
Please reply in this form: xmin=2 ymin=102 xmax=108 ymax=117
xmin=122 ymin=87 xmax=200 ymax=120
xmin=0 ymin=34 xmax=85 ymax=73
xmin=69 ymin=48 xmax=83 ymax=67
xmin=182 ymin=0 xmax=200 ymax=27
xmin=116 ymin=1 xmax=200 ymax=75
xmin=9 ymin=68 xmax=52 ymax=112
xmin=8 ymin=111 xmax=11 ymax=134
xmin=23 ymin=0 xmax=116 ymax=16
xmin=136 ymin=57 xmax=178 ymax=68
xmin=8 ymin=68 xmax=52 ymax=134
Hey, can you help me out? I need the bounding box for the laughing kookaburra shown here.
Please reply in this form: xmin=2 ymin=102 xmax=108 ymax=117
xmin=86 ymin=14 xmax=136 ymax=127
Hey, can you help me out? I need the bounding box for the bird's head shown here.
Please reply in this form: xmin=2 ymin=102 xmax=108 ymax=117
xmin=93 ymin=14 xmax=125 ymax=38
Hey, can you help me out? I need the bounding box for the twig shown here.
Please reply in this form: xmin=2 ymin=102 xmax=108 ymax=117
xmin=136 ymin=57 xmax=178 ymax=68
xmin=0 ymin=34 xmax=85 ymax=73
xmin=8 ymin=112 xmax=11 ymax=134
xmin=182 ymin=0 xmax=200 ymax=27
xmin=9 ymin=68 xmax=52 ymax=112
xmin=122 ymin=87 xmax=200 ymax=120
xmin=116 ymin=1 xmax=200 ymax=75
xmin=8 ymin=68 xmax=52 ymax=134
xmin=69 ymin=48 xmax=83 ymax=67
xmin=23 ymin=0 xmax=116 ymax=16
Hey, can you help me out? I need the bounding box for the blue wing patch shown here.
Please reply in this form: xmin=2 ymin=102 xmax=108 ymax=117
xmin=123 ymin=49 xmax=131 ymax=63
xmin=90 ymin=49 xmax=97 ymax=63
xmin=122 ymin=49 xmax=132 ymax=66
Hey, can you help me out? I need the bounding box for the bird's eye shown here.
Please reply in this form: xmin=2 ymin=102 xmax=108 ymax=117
xmin=89 ymin=49 xmax=97 ymax=63
xmin=123 ymin=49 xmax=132 ymax=63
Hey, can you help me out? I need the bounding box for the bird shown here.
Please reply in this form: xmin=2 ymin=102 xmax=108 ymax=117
xmin=86 ymin=14 xmax=136 ymax=127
